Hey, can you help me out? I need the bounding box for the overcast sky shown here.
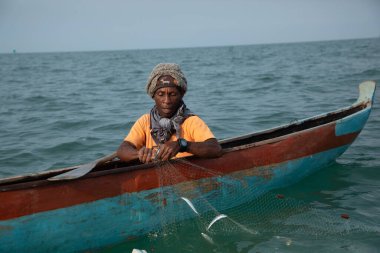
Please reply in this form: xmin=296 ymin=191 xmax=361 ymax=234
xmin=0 ymin=0 xmax=379 ymax=53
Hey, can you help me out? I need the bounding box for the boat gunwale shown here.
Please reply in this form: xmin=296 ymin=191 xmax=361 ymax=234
xmin=0 ymin=98 xmax=371 ymax=191
xmin=220 ymin=101 xmax=369 ymax=149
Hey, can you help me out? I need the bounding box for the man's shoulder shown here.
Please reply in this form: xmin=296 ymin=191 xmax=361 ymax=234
xmin=136 ymin=113 xmax=150 ymax=121
xmin=183 ymin=115 xmax=215 ymax=140
xmin=134 ymin=113 xmax=150 ymax=127
xmin=183 ymin=115 xmax=207 ymax=126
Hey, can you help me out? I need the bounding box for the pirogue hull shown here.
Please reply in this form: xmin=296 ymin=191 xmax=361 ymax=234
xmin=0 ymin=81 xmax=376 ymax=253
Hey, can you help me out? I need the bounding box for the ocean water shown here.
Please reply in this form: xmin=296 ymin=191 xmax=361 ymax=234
xmin=1 ymin=38 xmax=379 ymax=252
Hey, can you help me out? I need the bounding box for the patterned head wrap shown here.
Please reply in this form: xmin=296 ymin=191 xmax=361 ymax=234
xmin=146 ymin=63 xmax=188 ymax=97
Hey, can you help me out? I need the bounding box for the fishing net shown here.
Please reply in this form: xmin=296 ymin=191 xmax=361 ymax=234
xmin=127 ymin=158 xmax=378 ymax=253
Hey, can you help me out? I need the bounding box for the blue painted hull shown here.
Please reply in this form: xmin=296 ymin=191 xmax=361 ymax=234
xmin=0 ymin=145 xmax=358 ymax=253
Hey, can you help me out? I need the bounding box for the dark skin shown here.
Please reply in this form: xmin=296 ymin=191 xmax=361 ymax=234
xmin=117 ymin=86 xmax=222 ymax=163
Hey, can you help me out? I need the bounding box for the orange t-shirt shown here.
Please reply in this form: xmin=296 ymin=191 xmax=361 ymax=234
xmin=124 ymin=114 xmax=215 ymax=158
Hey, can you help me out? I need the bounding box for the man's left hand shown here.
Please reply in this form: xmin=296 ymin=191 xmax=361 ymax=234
xmin=156 ymin=141 xmax=180 ymax=161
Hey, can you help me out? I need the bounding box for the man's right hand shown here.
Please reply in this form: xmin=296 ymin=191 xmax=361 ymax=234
xmin=117 ymin=141 xmax=155 ymax=164
xmin=137 ymin=147 xmax=155 ymax=163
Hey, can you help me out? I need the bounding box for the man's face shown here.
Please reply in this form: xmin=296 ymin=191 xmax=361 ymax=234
xmin=153 ymin=86 xmax=183 ymax=118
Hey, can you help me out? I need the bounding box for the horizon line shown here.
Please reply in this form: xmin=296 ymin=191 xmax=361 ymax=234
xmin=1 ymin=36 xmax=379 ymax=55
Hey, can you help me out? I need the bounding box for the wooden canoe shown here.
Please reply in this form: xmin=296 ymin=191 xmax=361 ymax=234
xmin=0 ymin=81 xmax=376 ymax=253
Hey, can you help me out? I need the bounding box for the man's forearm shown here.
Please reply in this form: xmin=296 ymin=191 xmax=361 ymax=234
xmin=116 ymin=141 xmax=139 ymax=162
xmin=187 ymin=139 xmax=222 ymax=158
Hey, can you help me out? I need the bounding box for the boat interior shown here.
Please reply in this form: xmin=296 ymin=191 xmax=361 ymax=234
xmin=219 ymin=102 xmax=366 ymax=149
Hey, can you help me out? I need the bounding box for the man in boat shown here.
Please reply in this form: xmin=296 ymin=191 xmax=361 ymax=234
xmin=117 ymin=63 xmax=222 ymax=163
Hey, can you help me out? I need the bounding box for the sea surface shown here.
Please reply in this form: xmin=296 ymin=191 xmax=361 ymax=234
xmin=1 ymin=38 xmax=379 ymax=252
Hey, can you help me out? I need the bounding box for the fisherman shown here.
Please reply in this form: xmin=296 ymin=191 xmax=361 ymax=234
xmin=117 ymin=63 xmax=222 ymax=163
